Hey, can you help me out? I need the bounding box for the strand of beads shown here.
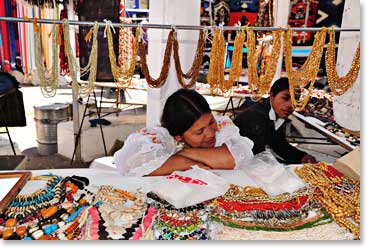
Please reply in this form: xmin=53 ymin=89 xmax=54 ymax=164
xmin=284 ymin=28 xmax=327 ymax=111
xmin=147 ymin=192 xmax=210 ymax=240
xmin=211 ymin=184 xmax=327 ymax=231
xmin=295 ymin=162 xmax=360 ymax=239
xmin=94 ymin=185 xmax=147 ymax=240
xmin=173 ymin=29 xmax=206 ymax=88
xmin=325 ymin=29 xmax=360 ymax=96
xmin=5 ymin=175 xmax=63 ymax=220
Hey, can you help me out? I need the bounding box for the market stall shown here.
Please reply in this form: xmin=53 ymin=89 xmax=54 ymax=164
xmin=0 ymin=0 xmax=361 ymax=242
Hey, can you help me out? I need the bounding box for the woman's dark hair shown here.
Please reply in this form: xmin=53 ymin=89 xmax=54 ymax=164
xmin=161 ymin=89 xmax=211 ymax=136
xmin=270 ymin=77 xmax=290 ymax=96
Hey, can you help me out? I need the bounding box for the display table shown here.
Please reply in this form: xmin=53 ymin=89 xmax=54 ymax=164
xmin=292 ymin=112 xmax=357 ymax=151
xmin=3 ymin=168 xmax=160 ymax=195
xmin=0 ymin=164 xmax=358 ymax=240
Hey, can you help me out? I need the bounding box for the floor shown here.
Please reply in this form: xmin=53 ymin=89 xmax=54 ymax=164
xmin=0 ymin=85 xmax=145 ymax=171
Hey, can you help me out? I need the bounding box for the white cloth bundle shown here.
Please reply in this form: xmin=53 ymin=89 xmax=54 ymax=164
xmin=151 ymin=166 xmax=230 ymax=208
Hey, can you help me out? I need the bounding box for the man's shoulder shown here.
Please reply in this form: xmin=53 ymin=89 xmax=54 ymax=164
xmin=236 ymin=100 xmax=269 ymax=119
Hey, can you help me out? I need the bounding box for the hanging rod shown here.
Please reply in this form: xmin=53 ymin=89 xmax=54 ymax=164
xmin=0 ymin=16 xmax=360 ymax=32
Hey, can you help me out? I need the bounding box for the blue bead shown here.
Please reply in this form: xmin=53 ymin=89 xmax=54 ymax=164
xmin=44 ymin=224 xmax=58 ymax=235
xmin=23 ymin=237 xmax=33 ymax=240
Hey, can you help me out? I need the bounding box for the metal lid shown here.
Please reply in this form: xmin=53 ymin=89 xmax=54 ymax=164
xmin=33 ymin=103 xmax=69 ymax=111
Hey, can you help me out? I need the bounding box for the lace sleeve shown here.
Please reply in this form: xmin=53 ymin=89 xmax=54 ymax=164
xmin=113 ymin=127 xmax=176 ymax=176
xmin=215 ymin=116 xmax=254 ymax=169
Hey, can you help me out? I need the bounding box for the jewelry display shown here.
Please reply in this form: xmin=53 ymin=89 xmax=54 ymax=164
xmin=106 ymin=20 xmax=140 ymax=87
xmin=324 ymin=122 xmax=360 ymax=146
xmin=34 ymin=21 xmax=59 ymax=97
xmin=206 ymin=28 xmax=245 ymax=95
xmin=93 ymin=185 xmax=147 ymax=240
xmin=173 ymin=29 xmax=206 ymax=88
xmin=147 ymin=192 xmax=210 ymax=240
xmin=118 ymin=18 xmax=133 ymax=68
xmin=221 ymin=29 xmax=246 ymax=94
xmin=210 ymin=184 xmax=329 ymax=231
xmin=284 ymin=28 xmax=327 ymax=111
xmin=206 ymin=28 xmax=226 ymax=94
xmin=62 ymin=19 xmax=99 ymax=97
xmin=246 ymin=28 xmax=281 ymax=100
xmin=5 ymin=175 xmax=63 ymax=219
xmin=295 ymin=162 xmax=360 ymax=239
xmin=0 ymin=170 xmax=359 ymax=240
xmin=325 ymin=30 xmax=360 ymax=96
xmin=212 ymin=221 xmax=355 ymax=240
xmin=299 ymin=92 xmax=334 ymax=123
xmin=139 ymin=29 xmax=174 ymax=88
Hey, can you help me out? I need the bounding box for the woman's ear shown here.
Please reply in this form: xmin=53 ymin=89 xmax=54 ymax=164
xmin=174 ymin=135 xmax=182 ymax=142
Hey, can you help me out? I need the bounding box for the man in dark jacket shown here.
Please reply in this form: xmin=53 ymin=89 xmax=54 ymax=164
xmin=233 ymin=77 xmax=316 ymax=164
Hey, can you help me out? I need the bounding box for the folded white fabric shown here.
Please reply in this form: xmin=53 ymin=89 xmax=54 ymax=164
xmin=151 ymin=166 xmax=230 ymax=208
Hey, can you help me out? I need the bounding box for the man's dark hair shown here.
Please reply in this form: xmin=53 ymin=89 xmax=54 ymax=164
xmin=270 ymin=77 xmax=290 ymax=96
xmin=161 ymin=89 xmax=211 ymax=136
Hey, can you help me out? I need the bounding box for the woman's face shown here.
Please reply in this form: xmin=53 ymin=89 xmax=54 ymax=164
xmin=180 ymin=113 xmax=218 ymax=148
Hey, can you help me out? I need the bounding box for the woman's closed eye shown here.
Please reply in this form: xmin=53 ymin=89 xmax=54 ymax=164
xmin=195 ymin=128 xmax=204 ymax=135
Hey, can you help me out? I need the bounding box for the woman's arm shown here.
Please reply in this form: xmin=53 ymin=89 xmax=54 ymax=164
xmin=176 ymin=144 xmax=235 ymax=170
xmin=146 ymin=154 xmax=211 ymax=176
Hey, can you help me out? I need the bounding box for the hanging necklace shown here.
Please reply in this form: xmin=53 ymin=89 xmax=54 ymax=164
xmin=325 ymin=29 xmax=360 ymax=96
xmin=33 ymin=21 xmax=59 ymax=97
xmin=139 ymin=29 xmax=174 ymax=88
xmin=206 ymin=28 xmax=226 ymax=94
xmin=173 ymin=29 xmax=206 ymax=88
xmin=62 ymin=19 xmax=99 ymax=97
xmin=105 ymin=21 xmax=140 ymax=87
xmin=284 ymin=28 xmax=327 ymax=111
xmin=246 ymin=27 xmax=281 ymax=100
xmin=118 ymin=18 xmax=133 ymax=68
xmin=221 ymin=29 xmax=246 ymax=94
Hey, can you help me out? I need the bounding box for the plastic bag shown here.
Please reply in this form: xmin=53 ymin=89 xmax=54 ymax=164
xmin=150 ymin=166 xmax=230 ymax=208
xmin=242 ymin=151 xmax=306 ymax=196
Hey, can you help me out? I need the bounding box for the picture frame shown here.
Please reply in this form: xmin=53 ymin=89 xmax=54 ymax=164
xmin=0 ymin=172 xmax=32 ymax=214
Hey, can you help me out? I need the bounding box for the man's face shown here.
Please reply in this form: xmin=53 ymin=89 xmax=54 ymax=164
xmin=270 ymin=89 xmax=294 ymax=119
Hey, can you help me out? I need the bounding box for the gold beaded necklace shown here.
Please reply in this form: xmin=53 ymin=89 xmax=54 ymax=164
xmin=284 ymin=28 xmax=327 ymax=111
xmin=295 ymin=163 xmax=360 ymax=239
xmin=246 ymin=27 xmax=281 ymax=100
xmin=139 ymin=29 xmax=174 ymax=88
xmin=221 ymin=29 xmax=246 ymax=94
xmin=173 ymin=29 xmax=206 ymax=88
xmin=206 ymin=28 xmax=226 ymax=94
xmin=206 ymin=28 xmax=245 ymax=95
xmin=325 ymin=30 xmax=360 ymax=96
xmin=106 ymin=22 xmax=140 ymax=87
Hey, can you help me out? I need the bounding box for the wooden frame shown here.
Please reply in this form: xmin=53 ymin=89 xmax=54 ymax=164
xmin=0 ymin=172 xmax=31 ymax=214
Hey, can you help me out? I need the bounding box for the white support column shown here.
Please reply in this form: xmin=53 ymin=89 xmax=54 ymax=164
xmin=272 ymin=0 xmax=290 ymax=81
xmin=146 ymin=0 xmax=200 ymax=128
xmin=333 ymin=0 xmax=360 ymax=131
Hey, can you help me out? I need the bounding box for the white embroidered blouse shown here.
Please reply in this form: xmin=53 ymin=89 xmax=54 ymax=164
xmin=113 ymin=116 xmax=254 ymax=176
